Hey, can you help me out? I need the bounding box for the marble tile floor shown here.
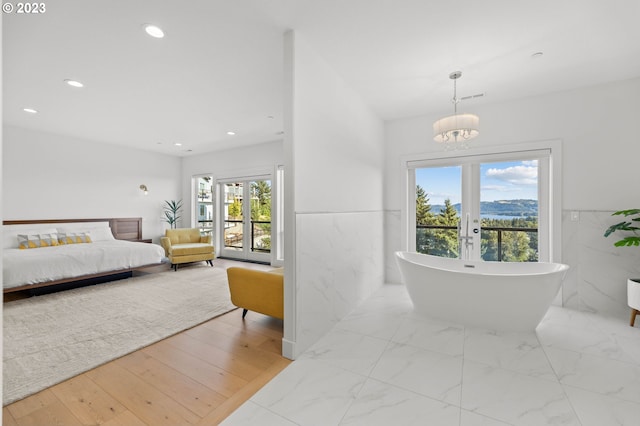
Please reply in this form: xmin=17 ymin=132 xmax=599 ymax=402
xmin=222 ymin=283 xmax=640 ymax=426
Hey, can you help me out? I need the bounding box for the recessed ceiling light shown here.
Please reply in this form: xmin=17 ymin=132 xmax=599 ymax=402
xmin=227 ymin=131 xmax=236 ymax=136
xmin=144 ymin=24 xmax=165 ymax=38
xmin=23 ymin=108 xmax=38 ymax=114
xmin=174 ymin=143 xmax=182 ymax=146
xmin=64 ymin=79 xmax=84 ymax=88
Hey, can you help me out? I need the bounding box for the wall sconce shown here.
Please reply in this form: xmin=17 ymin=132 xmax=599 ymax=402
xmin=139 ymin=184 xmax=149 ymax=195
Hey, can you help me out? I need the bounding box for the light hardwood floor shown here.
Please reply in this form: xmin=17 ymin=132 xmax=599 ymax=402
xmin=3 ymin=304 xmax=290 ymax=425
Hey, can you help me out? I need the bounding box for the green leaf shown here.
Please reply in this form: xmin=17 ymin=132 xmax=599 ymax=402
xmin=162 ymin=200 xmax=183 ymax=228
xmin=604 ymin=221 xmax=634 ymax=237
xmin=614 ymin=237 xmax=640 ymax=247
xmin=612 ymin=209 xmax=640 ymax=217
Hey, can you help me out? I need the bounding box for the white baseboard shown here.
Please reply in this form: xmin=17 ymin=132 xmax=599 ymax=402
xmin=282 ymin=338 xmax=296 ymax=360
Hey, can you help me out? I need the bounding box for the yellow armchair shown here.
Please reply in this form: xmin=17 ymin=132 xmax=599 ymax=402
xmin=160 ymin=228 xmax=214 ymax=271
xmin=226 ymin=267 xmax=284 ymax=320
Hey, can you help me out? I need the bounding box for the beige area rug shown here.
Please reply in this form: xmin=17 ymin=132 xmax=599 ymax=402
xmin=3 ymin=262 xmax=237 ymax=405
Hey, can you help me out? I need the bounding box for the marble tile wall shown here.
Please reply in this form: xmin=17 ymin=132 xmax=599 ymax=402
xmin=384 ymin=210 xmax=402 ymax=284
xmin=562 ymin=210 xmax=640 ymax=318
xmin=294 ymin=210 xmax=385 ymax=356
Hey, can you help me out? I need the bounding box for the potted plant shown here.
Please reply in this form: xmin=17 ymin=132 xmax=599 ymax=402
xmin=604 ymin=208 xmax=640 ymax=326
xmin=163 ymin=200 xmax=183 ymax=229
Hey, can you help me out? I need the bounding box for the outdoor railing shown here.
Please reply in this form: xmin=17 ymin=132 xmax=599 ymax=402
xmin=197 ymin=220 xmax=213 ymax=234
xmin=222 ymin=219 xmax=271 ymax=253
xmin=416 ymin=224 xmax=538 ymax=262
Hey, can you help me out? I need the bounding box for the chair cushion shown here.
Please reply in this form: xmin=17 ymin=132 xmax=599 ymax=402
xmin=169 ymin=243 xmax=213 ymax=256
xmin=165 ymin=228 xmax=202 ymax=245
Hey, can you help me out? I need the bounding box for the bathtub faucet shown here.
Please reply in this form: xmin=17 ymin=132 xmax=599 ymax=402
xmin=459 ymin=234 xmax=474 ymax=258
xmin=459 ymin=214 xmax=474 ymax=260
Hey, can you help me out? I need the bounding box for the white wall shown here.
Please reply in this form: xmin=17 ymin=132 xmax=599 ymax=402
xmin=283 ymin=31 xmax=385 ymax=358
xmin=2 ymin=126 xmax=181 ymax=242
xmin=385 ymin=77 xmax=640 ymax=317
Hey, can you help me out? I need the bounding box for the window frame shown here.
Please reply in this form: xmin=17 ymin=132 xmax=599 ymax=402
xmin=214 ymin=165 xmax=282 ymax=266
xmin=400 ymin=140 xmax=562 ymax=263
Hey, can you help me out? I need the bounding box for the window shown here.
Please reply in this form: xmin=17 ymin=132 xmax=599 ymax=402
xmin=193 ymin=175 xmax=214 ymax=235
xmin=193 ymin=167 xmax=283 ymax=266
xmin=404 ymin=141 xmax=561 ymax=263
xmin=275 ymin=165 xmax=284 ymax=263
xmin=415 ymin=166 xmax=461 ymax=258
xmin=219 ymin=177 xmax=272 ymax=263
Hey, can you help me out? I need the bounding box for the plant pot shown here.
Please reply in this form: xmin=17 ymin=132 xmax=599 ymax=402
xmin=628 ymin=278 xmax=640 ymax=327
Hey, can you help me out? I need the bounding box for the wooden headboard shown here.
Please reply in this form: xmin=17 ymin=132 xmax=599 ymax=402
xmin=2 ymin=218 xmax=143 ymax=241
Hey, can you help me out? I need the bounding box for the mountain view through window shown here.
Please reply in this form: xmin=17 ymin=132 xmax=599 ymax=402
xmin=416 ymin=160 xmax=539 ymax=262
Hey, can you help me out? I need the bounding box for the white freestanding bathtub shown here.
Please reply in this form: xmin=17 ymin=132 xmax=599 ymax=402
xmin=395 ymin=251 xmax=569 ymax=331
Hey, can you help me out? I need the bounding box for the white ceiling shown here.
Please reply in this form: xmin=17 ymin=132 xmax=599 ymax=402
xmin=4 ymin=0 xmax=640 ymax=156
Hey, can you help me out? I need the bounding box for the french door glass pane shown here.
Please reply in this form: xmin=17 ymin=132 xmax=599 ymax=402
xmin=224 ymin=182 xmax=243 ymax=251
xmin=415 ymin=166 xmax=461 ymax=258
xmin=222 ymin=179 xmax=272 ymax=259
xmin=480 ymin=160 xmax=539 ymax=262
xmin=250 ymin=180 xmax=271 ymax=253
xmin=196 ymin=176 xmax=213 ymax=235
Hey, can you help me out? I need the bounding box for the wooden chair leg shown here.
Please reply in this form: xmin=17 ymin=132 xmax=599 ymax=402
xmin=631 ymin=308 xmax=638 ymax=327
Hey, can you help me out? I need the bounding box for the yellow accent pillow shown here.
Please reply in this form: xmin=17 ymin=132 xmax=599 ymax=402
xmin=17 ymin=233 xmax=60 ymax=249
xmin=38 ymin=233 xmax=60 ymax=247
xmin=17 ymin=234 xmax=39 ymax=249
xmin=58 ymin=232 xmax=92 ymax=245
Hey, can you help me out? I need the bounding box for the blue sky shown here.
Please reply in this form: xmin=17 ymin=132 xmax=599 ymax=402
xmin=416 ymin=160 xmax=538 ymax=205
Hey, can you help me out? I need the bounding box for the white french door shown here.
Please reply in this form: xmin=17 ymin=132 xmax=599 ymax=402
xmin=218 ymin=177 xmax=272 ymax=263
xmin=407 ymin=143 xmax=559 ymax=263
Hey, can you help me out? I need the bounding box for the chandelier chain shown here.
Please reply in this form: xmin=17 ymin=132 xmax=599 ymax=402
xmin=452 ymin=76 xmax=459 ymax=113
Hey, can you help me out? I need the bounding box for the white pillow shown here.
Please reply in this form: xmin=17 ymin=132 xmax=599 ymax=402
xmin=56 ymin=223 xmax=114 ymax=241
xmin=87 ymin=227 xmax=115 ymax=241
xmin=58 ymin=224 xmax=115 ymax=241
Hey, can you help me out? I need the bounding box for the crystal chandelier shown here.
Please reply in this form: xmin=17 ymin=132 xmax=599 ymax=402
xmin=433 ymin=71 xmax=479 ymax=146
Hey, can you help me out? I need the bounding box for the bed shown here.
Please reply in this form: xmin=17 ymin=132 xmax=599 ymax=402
xmin=3 ymin=218 xmax=166 ymax=293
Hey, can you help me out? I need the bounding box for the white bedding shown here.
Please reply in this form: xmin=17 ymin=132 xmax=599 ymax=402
xmin=3 ymin=240 xmax=166 ymax=289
